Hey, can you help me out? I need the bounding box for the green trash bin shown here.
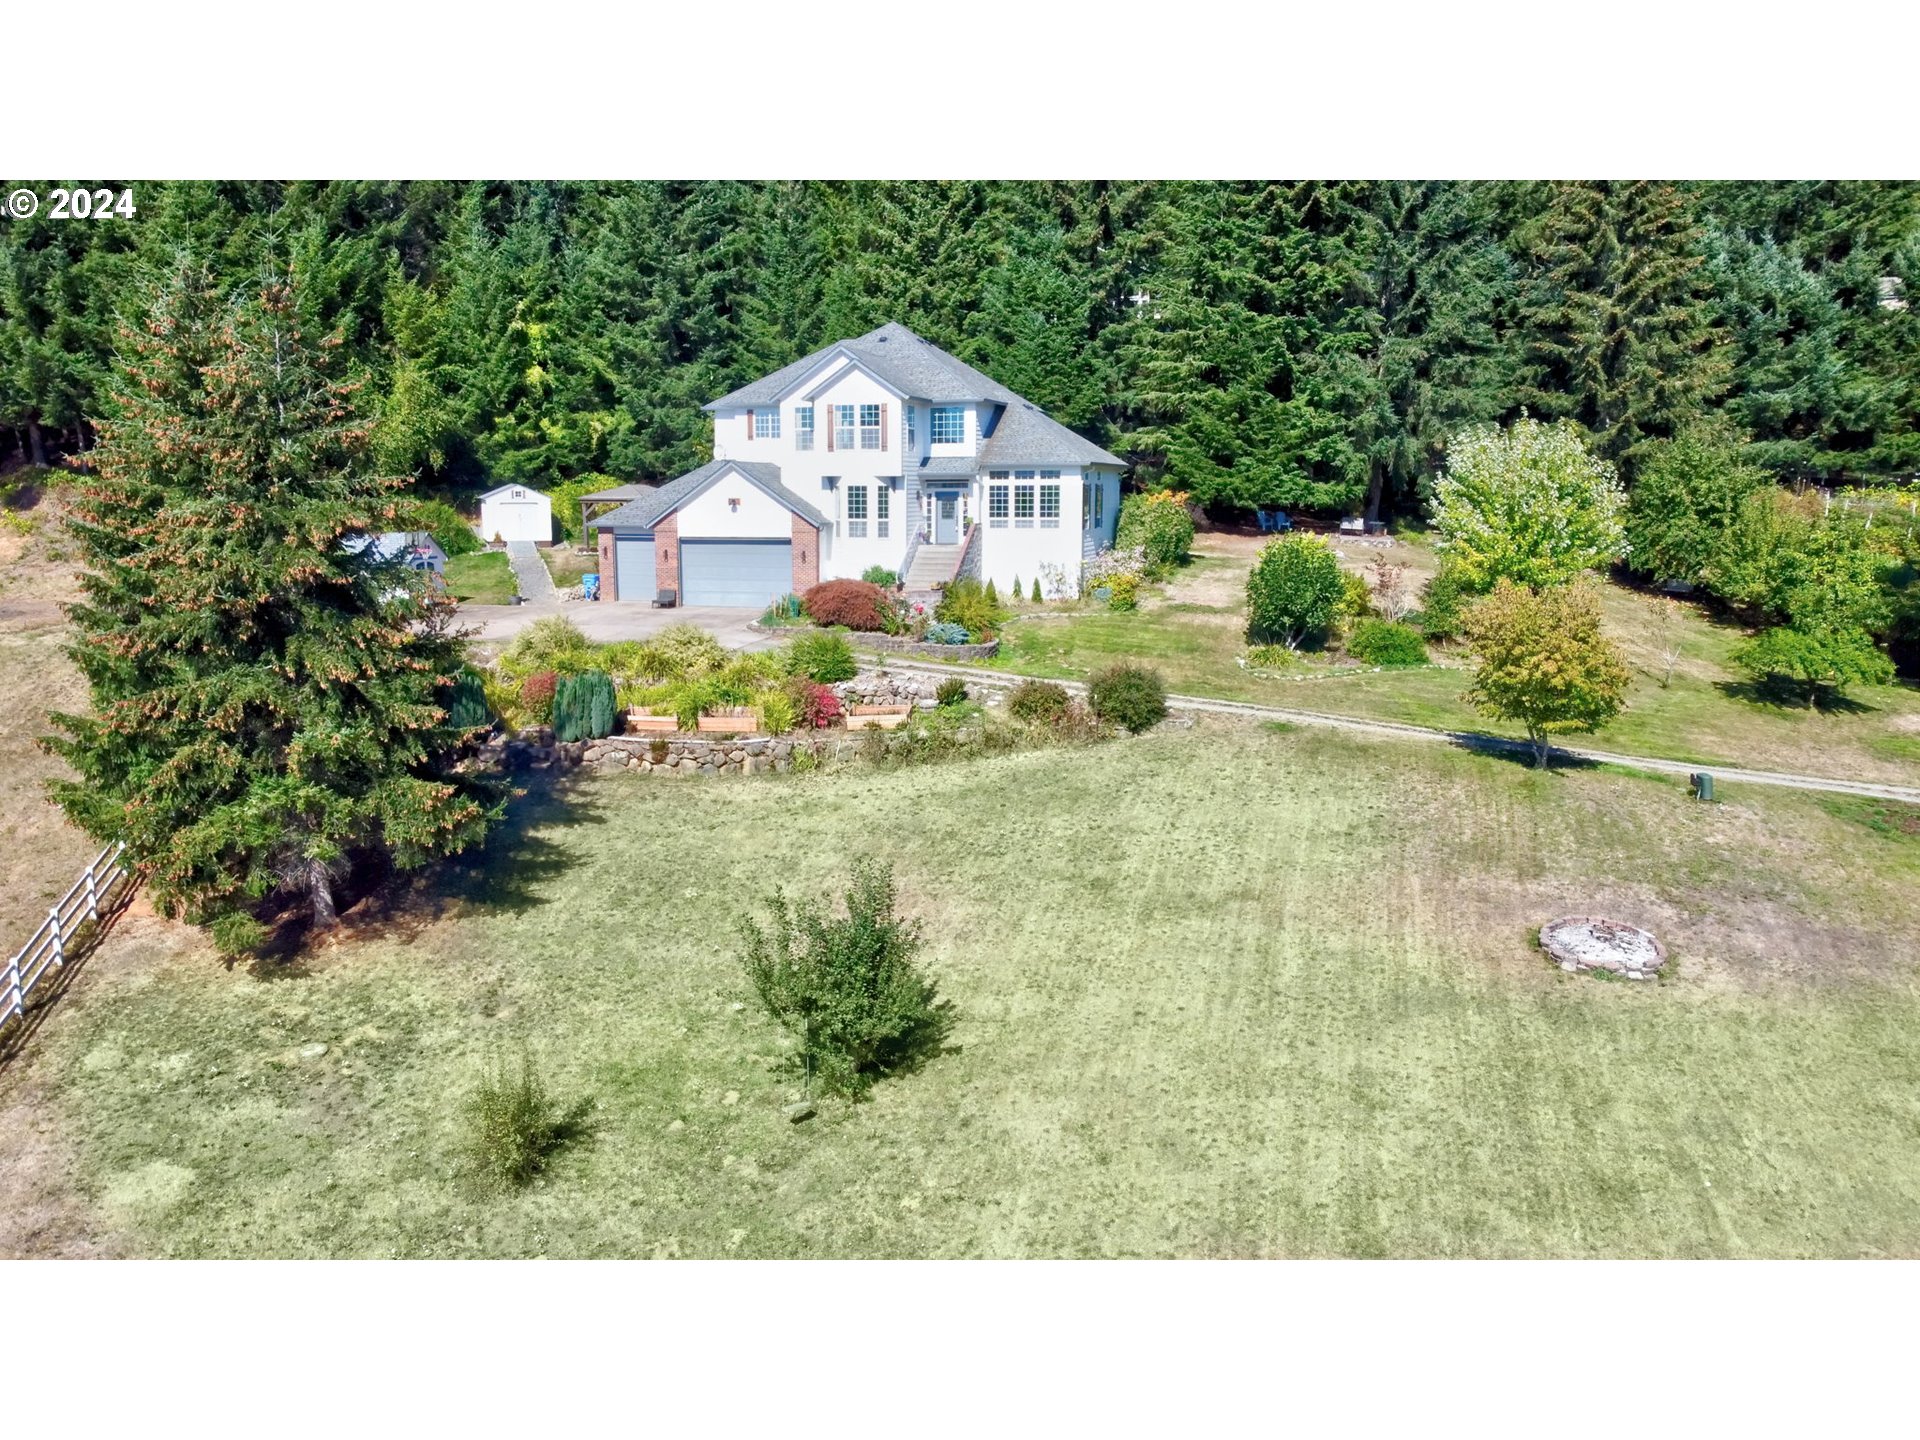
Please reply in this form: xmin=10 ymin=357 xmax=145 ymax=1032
xmin=1689 ymin=772 xmax=1714 ymax=802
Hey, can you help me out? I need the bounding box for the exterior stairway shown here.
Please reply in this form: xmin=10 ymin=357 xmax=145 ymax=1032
xmin=904 ymin=542 xmax=962 ymax=589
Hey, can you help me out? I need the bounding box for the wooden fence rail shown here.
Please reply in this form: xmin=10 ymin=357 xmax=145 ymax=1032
xmin=1 ymin=842 xmax=131 ymax=1034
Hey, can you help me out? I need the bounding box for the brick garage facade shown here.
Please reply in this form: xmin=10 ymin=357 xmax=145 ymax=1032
xmin=654 ymin=513 xmax=680 ymax=597
xmin=791 ymin=514 xmax=820 ymax=593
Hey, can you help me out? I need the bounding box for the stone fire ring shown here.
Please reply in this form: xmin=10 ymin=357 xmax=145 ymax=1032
xmin=1540 ymin=916 xmax=1668 ymax=981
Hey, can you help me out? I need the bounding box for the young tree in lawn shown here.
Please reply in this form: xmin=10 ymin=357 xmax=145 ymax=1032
xmin=44 ymin=260 xmax=500 ymax=943
xmin=1246 ymin=534 xmax=1346 ymax=649
xmin=1624 ymin=424 xmax=1773 ymax=589
xmin=1732 ymin=623 xmax=1893 ymax=708
xmin=1464 ymin=580 xmax=1631 ymax=769
xmin=1430 ymin=417 xmax=1626 ymax=592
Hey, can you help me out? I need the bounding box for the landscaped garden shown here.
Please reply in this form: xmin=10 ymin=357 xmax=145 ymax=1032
xmin=15 ymin=717 xmax=1920 ymax=1258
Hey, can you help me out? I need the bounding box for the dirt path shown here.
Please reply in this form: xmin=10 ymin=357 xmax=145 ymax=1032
xmin=870 ymin=654 xmax=1920 ymax=805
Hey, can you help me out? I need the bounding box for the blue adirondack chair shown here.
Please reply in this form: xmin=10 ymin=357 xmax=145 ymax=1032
xmin=1256 ymin=508 xmax=1293 ymax=533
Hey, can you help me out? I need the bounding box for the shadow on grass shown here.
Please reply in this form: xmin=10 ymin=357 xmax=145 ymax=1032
xmin=244 ymin=769 xmax=612 ymax=973
xmin=0 ymin=879 xmax=138 ymax=1071
xmin=1442 ymin=730 xmax=1603 ymax=775
xmin=1714 ymin=676 xmax=1875 ymax=715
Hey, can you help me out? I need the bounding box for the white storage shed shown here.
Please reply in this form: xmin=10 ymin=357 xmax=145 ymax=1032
xmin=477 ymin=484 xmax=553 ymax=545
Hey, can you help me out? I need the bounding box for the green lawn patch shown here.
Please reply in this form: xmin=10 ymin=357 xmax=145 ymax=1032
xmin=23 ymin=722 xmax=1920 ymax=1258
xmin=444 ymin=551 xmax=517 ymax=605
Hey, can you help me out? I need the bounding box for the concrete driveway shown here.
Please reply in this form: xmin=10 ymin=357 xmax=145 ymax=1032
xmin=459 ymin=600 xmax=779 ymax=652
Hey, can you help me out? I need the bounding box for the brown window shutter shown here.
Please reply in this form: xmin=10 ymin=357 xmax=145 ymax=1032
xmin=827 ymin=409 xmax=835 ymax=451
xmin=746 ymin=409 xmax=755 ymax=440
xmin=880 ymin=402 xmax=889 ymax=450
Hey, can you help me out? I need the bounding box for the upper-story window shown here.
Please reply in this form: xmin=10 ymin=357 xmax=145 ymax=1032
xmin=834 ymin=405 xmax=856 ymax=451
xmin=931 ymin=405 xmax=966 ymax=445
xmin=795 ymin=406 xmax=814 ymax=450
xmin=753 ymin=409 xmax=780 ymax=440
xmin=845 ymin=484 xmax=868 ymax=538
xmin=987 ymin=477 xmax=1010 ymax=528
xmin=903 ymin=404 xmax=917 ymax=451
xmin=859 ymin=403 xmax=882 ymax=449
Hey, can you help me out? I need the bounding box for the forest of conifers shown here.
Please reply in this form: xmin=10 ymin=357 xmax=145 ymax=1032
xmin=2 ymin=180 xmax=1916 ymax=519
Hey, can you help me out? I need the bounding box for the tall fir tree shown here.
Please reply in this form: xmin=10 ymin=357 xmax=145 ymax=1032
xmin=1513 ymin=181 xmax=1728 ymax=475
xmin=44 ymin=261 xmax=499 ymax=935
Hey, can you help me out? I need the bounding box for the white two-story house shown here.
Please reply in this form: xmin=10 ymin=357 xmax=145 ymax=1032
xmin=590 ymin=322 xmax=1124 ymax=607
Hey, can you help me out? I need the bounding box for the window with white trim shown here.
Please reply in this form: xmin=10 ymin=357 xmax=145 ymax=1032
xmin=903 ymin=404 xmax=916 ymax=451
xmin=988 ymin=482 xmax=1010 ymax=528
xmin=845 ymin=484 xmax=868 ymax=538
xmin=1013 ymin=470 xmax=1037 ymax=529
xmin=1094 ymin=480 xmax=1105 ymax=527
xmin=795 ymin=406 xmax=814 ymax=450
xmin=834 ymin=405 xmax=855 ymax=450
xmin=1083 ymin=482 xmax=1093 ymax=530
xmin=1040 ymin=482 xmax=1061 ymax=528
xmin=931 ymin=405 xmax=966 ymax=445
xmin=859 ymin=403 xmax=882 ymax=449
xmin=754 ymin=409 xmax=780 ymax=439
xmin=877 ymin=485 xmax=890 ymax=538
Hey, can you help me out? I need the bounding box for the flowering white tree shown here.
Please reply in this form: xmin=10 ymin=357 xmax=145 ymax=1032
xmin=1429 ymin=417 xmax=1626 ymax=590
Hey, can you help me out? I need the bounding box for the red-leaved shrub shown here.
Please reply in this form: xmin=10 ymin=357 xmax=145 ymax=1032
xmin=520 ymin=670 xmax=558 ymax=722
xmin=796 ymin=681 xmax=842 ymax=729
xmin=802 ymin=579 xmax=892 ymax=632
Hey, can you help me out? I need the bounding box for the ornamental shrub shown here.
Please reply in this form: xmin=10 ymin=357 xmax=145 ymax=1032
xmin=519 ymin=670 xmax=558 ymax=723
xmin=1087 ymin=663 xmax=1167 ymax=733
xmin=804 ymin=579 xmax=893 ymax=631
xmin=1246 ymin=535 xmax=1344 ymax=648
xmin=1008 ymin=679 xmax=1071 ymax=722
xmin=444 ymin=667 xmax=492 ymax=731
xmin=786 ymin=630 xmax=858 ymax=683
xmin=1116 ymin=491 xmax=1195 ymax=575
xmin=1347 ymin=619 xmax=1429 ymax=667
xmin=502 ymin=616 xmax=597 ymax=677
xmin=935 ymin=578 xmax=1004 ymax=638
xmin=1031 ymin=577 xmax=1042 ymax=603
xmin=790 ymin=678 xmax=843 ymax=729
xmin=1416 ymin=565 xmax=1469 ymax=641
xmin=738 ymin=858 xmax=947 ymax=1099
xmin=1105 ymin=572 xmax=1140 ymax=611
xmin=935 ymin=677 xmax=969 ymax=707
xmin=924 ymin=620 xmax=971 ymax=646
xmin=650 ymin=624 xmax=729 ymax=676
xmin=1337 ymin=571 xmax=1374 ymax=620
xmin=755 ymin=687 xmax=799 ymax=735
xmin=460 ymin=1050 xmax=589 ymax=1192
xmin=861 ymin=565 xmax=899 ymax=588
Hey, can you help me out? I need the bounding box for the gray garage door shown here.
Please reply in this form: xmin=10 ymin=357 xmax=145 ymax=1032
xmin=614 ymin=534 xmax=656 ymax=603
xmin=680 ymin=539 xmax=792 ymax=608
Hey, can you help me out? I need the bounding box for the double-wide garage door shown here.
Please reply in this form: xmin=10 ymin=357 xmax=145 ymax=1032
xmin=680 ymin=539 xmax=792 ymax=608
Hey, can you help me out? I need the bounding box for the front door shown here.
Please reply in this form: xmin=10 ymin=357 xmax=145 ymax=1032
xmin=935 ymin=493 xmax=958 ymax=544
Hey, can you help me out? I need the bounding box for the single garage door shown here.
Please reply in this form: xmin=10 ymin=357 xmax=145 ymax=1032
xmin=680 ymin=539 xmax=792 ymax=608
xmin=614 ymin=534 xmax=656 ymax=603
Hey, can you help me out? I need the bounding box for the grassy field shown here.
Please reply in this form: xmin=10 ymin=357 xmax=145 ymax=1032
xmin=542 ymin=545 xmax=596 ymax=590
xmin=987 ymin=533 xmax=1920 ymax=786
xmin=443 ymin=551 xmax=517 ymax=605
xmin=8 ymin=717 xmax=1920 ymax=1258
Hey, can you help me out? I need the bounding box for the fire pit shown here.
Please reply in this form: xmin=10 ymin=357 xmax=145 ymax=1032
xmin=1540 ymin=916 xmax=1667 ymax=981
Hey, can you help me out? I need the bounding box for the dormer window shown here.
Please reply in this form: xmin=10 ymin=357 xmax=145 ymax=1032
xmin=931 ymin=405 xmax=966 ymax=445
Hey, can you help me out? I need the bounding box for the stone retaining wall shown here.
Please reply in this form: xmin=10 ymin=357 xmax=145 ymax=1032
xmin=747 ymin=621 xmax=997 ymax=661
xmin=582 ymin=734 xmax=867 ymax=775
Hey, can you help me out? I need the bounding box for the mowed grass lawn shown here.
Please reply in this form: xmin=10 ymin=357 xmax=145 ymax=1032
xmin=987 ymin=538 xmax=1920 ymax=788
xmin=12 ymin=719 xmax=1920 ymax=1258
xmin=442 ymin=550 xmax=517 ymax=605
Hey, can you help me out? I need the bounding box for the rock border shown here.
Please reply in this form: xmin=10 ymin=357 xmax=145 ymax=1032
xmin=1539 ymin=915 xmax=1669 ymax=981
xmin=747 ymin=620 xmax=998 ymax=661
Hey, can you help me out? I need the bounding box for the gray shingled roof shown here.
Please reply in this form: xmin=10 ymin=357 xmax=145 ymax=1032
xmin=580 ymin=482 xmax=652 ymax=503
xmin=587 ymin=460 xmax=827 ymax=532
xmin=979 ymin=401 xmax=1125 ymax=468
xmin=705 ymin=323 xmax=1009 ymax=410
xmin=914 ymin=455 xmax=978 ymax=480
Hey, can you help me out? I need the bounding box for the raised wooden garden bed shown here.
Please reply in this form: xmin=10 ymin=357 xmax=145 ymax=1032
xmin=845 ymin=704 xmax=912 ymax=731
xmin=623 ymin=709 xmax=678 ymax=735
xmin=696 ymin=708 xmax=757 ymax=735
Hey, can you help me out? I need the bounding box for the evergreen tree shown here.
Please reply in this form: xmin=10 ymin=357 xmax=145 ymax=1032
xmin=965 ymin=220 xmax=1108 ymax=431
xmin=44 ymin=261 xmax=499 ymax=936
xmin=1513 ymin=181 xmax=1728 ymax=474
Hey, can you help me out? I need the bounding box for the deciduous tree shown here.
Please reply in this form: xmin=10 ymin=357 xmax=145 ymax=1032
xmin=1464 ymin=580 xmax=1630 ymax=769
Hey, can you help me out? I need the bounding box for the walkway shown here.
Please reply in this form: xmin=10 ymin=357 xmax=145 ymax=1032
xmin=868 ymin=654 xmax=1920 ymax=805
xmin=504 ymin=541 xmax=558 ymax=608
